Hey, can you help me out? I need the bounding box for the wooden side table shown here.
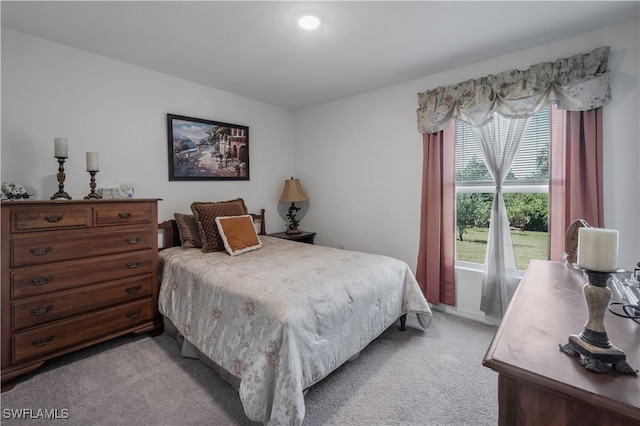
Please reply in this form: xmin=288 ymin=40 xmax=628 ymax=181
xmin=483 ymin=260 xmax=640 ymax=426
xmin=268 ymin=231 xmax=316 ymax=244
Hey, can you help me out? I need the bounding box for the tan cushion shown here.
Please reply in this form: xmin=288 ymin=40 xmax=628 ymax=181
xmin=191 ymin=198 xmax=248 ymax=252
xmin=173 ymin=213 xmax=202 ymax=249
xmin=215 ymin=215 xmax=262 ymax=256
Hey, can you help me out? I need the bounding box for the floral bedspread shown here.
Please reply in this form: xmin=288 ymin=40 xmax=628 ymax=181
xmin=158 ymin=236 xmax=432 ymax=425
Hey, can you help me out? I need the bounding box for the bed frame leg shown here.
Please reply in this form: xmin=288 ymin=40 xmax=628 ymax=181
xmin=399 ymin=314 xmax=407 ymax=331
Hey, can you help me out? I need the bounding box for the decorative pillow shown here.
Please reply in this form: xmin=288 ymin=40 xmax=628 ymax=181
xmin=191 ymin=198 xmax=248 ymax=252
xmin=173 ymin=213 xmax=202 ymax=249
xmin=215 ymin=215 xmax=262 ymax=256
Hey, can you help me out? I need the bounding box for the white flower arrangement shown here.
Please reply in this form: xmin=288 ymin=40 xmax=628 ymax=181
xmin=1 ymin=182 xmax=32 ymax=200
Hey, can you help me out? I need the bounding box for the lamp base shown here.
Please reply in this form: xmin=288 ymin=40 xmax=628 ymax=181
xmin=559 ymin=268 xmax=637 ymax=375
xmin=83 ymin=171 xmax=102 ymax=200
xmin=51 ymin=157 xmax=72 ymax=200
xmin=285 ymin=202 xmax=302 ymax=235
xmin=83 ymin=192 xmax=101 ymax=200
xmin=560 ymin=335 xmax=636 ymax=374
xmin=50 ymin=191 xmax=72 ymax=200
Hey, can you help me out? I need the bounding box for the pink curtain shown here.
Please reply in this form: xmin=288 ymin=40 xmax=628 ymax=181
xmin=549 ymin=106 xmax=604 ymax=261
xmin=416 ymin=124 xmax=456 ymax=305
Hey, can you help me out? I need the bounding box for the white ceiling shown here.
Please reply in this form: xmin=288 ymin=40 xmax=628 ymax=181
xmin=2 ymin=1 xmax=639 ymax=110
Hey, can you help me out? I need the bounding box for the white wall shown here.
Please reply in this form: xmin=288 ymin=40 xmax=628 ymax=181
xmin=1 ymin=28 xmax=296 ymax=229
xmin=295 ymin=20 xmax=640 ymax=320
xmin=3 ymin=21 xmax=638 ymax=322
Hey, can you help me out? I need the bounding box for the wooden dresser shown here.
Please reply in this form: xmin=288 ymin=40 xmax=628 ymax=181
xmin=1 ymin=199 xmax=162 ymax=391
xmin=483 ymin=260 xmax=640 ymax=426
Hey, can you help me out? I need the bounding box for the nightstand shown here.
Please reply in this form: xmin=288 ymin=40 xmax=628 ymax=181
xmin=268 ymin=231 xmax=316 ymax=244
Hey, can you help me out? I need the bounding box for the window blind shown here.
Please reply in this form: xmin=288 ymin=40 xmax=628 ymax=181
xmin=455 ymin=107 xmax=550 ymax=185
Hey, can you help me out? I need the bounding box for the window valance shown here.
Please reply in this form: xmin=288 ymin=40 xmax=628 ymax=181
xmin=417 ymin=47 xmax=611 ymax=134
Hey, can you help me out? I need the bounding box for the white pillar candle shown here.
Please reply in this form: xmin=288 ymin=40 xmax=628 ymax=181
xmin=54 ymin=138 xmax=68 ymax=158
xmin=86 ymin=152 xmax=99 ymax=172
xmin=577 ymin=228 xmax=619 ymax=272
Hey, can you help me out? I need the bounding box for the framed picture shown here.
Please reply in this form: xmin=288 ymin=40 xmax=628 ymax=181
xmin=167 ymin=114 xmax=249 ymax=181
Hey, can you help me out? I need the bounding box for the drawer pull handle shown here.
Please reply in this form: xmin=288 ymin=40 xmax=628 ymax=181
xmin=29 ymin=247 xmax=53 ymax=256
xmin=31 ymin=305 xmax=54 ymax=316
xmin=118 ymin=212 xmax=132 ymax=219
xmin=126 ymin=236 xmax=140 ymax=244
xmin=126 ymin=261 xmax=141 ymax=269
xmin=44 ymin=215 xmax=63 ymax=223
xmin=126 ymin=310 xmax=142 ymax=319
xmin=32 ymin=336 xmax=54 ymax=347
xmin=31 ymin=276 xmax=54 ymax=286
xmin=126 ymin=285 xmax=142 ymax=294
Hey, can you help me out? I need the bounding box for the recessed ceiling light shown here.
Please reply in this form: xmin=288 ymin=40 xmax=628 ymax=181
xmin=298 ymin=14 xmax=321 ymax=31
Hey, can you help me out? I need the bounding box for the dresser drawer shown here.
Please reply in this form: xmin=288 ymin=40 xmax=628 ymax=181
xmin=12 ymin=299 xmax=153 ymax=363
xmin=10 ymin=228 xmax=154 ymax=268
xmin=94 ymin=204 xmax=152 ymax=227
xmin=9 ymin=205 xmax=91 ymax=232
xmin=11 ymin=250 xmax=154 ymax=299
xmin=12 ymin=274 xmax=152 ymax=331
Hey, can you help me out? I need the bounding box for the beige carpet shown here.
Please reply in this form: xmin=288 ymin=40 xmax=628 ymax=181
xmin=1 ymin=310 xmax=498 ymax=425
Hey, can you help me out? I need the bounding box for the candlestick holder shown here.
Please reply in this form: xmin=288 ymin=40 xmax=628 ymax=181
xmin=50 ymin=157 xmax=72 ymax=200
xmin=560 ymin=267 xmax=637 ymax=374
xmin=83 ymin=171 xmax=101 ymax=200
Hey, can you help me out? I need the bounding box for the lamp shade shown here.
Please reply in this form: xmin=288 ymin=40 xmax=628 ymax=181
xmin=279 ymin=178 xmax=309 ymax=203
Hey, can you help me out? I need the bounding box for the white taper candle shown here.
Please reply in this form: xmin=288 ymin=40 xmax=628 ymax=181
xmin=54 ymin=138 xmax=68 ymax=158
xmin=86 ymin=152 xmax=99 ymax=172
xmin=577 ymin=228 xmax=619 ymax=272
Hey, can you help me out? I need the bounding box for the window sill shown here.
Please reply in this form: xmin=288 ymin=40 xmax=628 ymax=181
xmin=455 ymin=260 xmax=525 ymax=278
xmin=456 ymin=260 xmax=484 ymax=272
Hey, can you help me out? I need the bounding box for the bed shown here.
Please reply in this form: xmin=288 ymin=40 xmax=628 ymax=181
xmin=157 ymin=203 xmax=432 ymax=425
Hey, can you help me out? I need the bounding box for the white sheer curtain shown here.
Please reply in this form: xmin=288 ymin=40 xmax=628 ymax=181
xmin=470 ymin=114 xmax=531 ymax=321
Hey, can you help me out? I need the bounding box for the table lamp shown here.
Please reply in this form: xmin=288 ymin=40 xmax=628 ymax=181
xmin=279 ymin=177 xmax=309 ymax=234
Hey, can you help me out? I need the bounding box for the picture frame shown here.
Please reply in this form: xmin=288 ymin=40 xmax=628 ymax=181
xmin=167 ymin=114 xmax=249 ymax=181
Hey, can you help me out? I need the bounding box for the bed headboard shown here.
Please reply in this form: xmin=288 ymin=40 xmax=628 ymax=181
xmin=158 ymin=209 xmax=266 ymax=250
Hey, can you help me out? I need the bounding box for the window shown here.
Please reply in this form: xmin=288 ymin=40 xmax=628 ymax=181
xmin=455 ymin=107 xmax=550 ymax=270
